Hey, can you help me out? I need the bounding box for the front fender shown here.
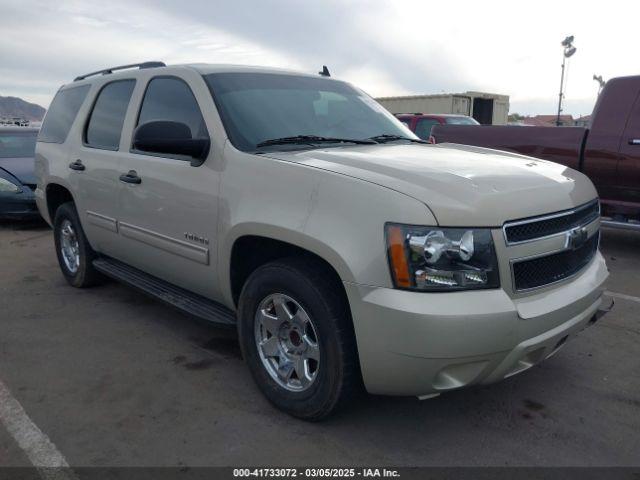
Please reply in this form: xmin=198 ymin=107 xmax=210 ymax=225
xmin=217 ymin=148 xmax=437 ymax=307
xmin=219 ymin=222 xmax=356 ymax=306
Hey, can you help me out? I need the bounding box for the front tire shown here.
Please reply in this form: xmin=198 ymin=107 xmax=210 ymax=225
xmin=238 ymin=257 xmax=360 ymax=421
xmin=53 ymin=202 xmax=103 ymax=288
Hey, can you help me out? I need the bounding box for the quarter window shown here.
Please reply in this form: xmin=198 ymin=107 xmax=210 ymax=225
xmin=85 ymin=80 xmax=135 ymax=150
xmin=136 ymin=77 xmax=208 ymax=147
xmin=38 ymin=85 xmax=90 ymax=143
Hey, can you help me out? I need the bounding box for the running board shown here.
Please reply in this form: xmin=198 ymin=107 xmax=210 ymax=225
xmin=601 ymin=219 xmax=640 ymax=231
xmin=93 ymin=257 xmax=236 ymax=326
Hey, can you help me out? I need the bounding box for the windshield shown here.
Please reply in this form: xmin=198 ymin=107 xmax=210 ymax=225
xmin=445 ymin=116 xmax=480 ymax=125
xmin=204 ymin=72 xmax=417 ymax=151
xmin=0 ymin=131 xmax=38 ymax=158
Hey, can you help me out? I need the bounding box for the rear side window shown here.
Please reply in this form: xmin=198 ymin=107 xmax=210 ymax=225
xmin=85 ymin=80 xmax=135 ymax=150
xmin=136 ymin=77 xmax=208 ymax=142
xmin=38 ymin=85 xmax=90 ymax=143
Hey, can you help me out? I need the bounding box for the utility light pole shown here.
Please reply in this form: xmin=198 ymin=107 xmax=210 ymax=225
xmin=556 ymin=35 xmax=576 ymax=126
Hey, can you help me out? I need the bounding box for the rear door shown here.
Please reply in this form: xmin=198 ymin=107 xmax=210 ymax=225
xmin=71 ymin=79 xmax=136 ymax=256
xmin=115 ymin=73 xmax=221 ymax=299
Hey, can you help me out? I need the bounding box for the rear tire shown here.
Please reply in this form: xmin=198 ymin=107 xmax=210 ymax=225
xmin=53 ymin=202 xmax=103 ymax=288
xmin=238 ymin=257 xmax=360 ymax=421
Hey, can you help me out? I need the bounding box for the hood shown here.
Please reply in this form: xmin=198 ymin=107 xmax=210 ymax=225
xmin=265 ymin=143 xmax=597 ymax=226
xmin=0 ymin=156 xmax=36 ymax=185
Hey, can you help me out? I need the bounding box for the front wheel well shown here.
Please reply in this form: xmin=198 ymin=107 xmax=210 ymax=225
xmin=45 ymin=184 xmax=74 ymax=222
xmin=229 ymin=236 xmax=347 ymax=308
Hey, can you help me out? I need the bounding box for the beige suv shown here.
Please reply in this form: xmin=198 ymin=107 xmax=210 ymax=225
xmin=35 ymin=62 xmax=610 ymax=420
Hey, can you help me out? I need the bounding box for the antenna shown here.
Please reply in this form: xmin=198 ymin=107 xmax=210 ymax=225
xmin=319 ymin=65 xmax=331 ymax=77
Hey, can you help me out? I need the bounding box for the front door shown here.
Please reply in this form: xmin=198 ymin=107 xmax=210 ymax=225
xmin=616 ymin=91 xmax=640 ymax=206
xmin=582 ymin=77 xmax=640 ymax=206
xmin=115 ymin=74 xmax=221 ymax=299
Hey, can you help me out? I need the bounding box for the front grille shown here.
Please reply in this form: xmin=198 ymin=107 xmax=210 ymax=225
xmin=512 ymin=233 xmax=599 ymax=291
xmin=504 ymin=200 xmax=599 ymax=244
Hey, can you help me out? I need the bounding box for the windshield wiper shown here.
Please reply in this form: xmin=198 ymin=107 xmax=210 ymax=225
xmin=367 ymin=134 xmax=427 ymax=144
xmin=256 ymin=135 xmax=376 ymax=148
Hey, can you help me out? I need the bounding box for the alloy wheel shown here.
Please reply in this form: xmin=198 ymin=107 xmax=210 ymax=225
xmin=254 ymin=293 xmax=321 ymax=392
xmin=59 ymin=219 xmax=80 ymax=274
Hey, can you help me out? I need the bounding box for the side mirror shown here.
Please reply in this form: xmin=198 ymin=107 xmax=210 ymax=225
xmin=132 ymin=121 xmax=210 ymax=166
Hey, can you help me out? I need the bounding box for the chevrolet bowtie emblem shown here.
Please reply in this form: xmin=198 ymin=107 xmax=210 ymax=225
xmin=565 ymin=226 xmax=588 ymax=250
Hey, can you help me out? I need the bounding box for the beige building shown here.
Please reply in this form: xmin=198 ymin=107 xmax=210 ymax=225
xmin=376 ymin=91 xmax=510 ymax=125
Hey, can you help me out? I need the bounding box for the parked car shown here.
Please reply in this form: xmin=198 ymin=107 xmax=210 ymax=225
xmin=430 ymin=75 xmax=640 ymax=229
xmin=36 ymin=62 xmax=610 ymax=420
xmin=377 ymin=92 xmax=510 ymax=125
xmin=396 ymin=113 xmax=479 ymax=140
xmin=0 ymin=126 xmax=39 ymax=219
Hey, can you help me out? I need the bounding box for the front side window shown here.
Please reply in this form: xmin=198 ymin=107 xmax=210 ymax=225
xmin=0 ymin=131 xmax=38 ymax=158
xmin=85 ymin=80 xmax=135 ymax=150
xmin=136 ymin=77 xmax=208 ymax=146
xmin=204 ymin=72 xmax=415 ymax=151
xmin=414 ymin=118 xmax=440 ymax=139
xmin=38 ymin=85 xmax=90 ymax=143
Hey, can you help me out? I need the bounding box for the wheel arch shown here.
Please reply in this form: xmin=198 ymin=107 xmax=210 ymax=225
xmin=223 ymin=224 xmax=355 ymax=309
xmin=45 ymin=182 xmax=76 ymax=224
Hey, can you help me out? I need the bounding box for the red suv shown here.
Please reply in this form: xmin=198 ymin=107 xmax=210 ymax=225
xmin=396 ymin=113 xmax=479 ymax=141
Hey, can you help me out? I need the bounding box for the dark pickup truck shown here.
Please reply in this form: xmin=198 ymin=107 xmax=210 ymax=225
xmin=431 ymin=75 xmax=640 ymax=229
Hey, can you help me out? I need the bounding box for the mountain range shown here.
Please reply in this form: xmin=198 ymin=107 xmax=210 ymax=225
xmin=0 ymin=96 xmax=46 ymax=121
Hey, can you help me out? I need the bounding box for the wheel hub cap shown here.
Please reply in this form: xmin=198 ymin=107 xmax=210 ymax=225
xmin=59 ymin=219 xmax=80 ymax=274
xmin=254 ymin=293 xmax=320 ymax=392
xmin=289 ymin=329 xmax=302 ymax=347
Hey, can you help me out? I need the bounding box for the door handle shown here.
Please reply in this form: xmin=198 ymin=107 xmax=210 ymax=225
xmin=69 ymin=159 xmax=85 ymax=171
xmin=119 ymin=170 xmax=142 ymax=184
xmin=629 ymin=139 xmax=640 ymax=145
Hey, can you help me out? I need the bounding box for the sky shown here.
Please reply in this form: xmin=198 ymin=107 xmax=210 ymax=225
xmin=1 ymin=0 xmax=638 ymax=117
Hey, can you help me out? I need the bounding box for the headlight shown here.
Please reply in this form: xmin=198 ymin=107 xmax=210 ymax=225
xmin=386 ymin=224 xmax=499 ymax=291
xmin=0 ymin=177 xmax=21 ymax=193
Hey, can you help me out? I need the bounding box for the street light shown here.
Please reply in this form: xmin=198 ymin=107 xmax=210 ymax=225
xmin=556 ymin=35 xmax=576 ymax=126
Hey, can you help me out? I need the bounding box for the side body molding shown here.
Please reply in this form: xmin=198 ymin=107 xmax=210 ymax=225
xmin=119 ymin=222 xmax=209 ymax=265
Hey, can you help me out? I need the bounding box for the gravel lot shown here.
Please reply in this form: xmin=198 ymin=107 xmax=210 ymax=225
xmin=0 ymin=221 xmax=638 ymax=467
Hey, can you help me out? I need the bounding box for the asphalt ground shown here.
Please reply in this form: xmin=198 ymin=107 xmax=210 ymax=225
xmin=0 ymin=221 xmax=638 ymax=468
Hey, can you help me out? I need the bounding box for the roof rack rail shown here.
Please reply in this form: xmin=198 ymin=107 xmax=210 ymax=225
xmin=74 ymin=61 xmax=166 ymax=81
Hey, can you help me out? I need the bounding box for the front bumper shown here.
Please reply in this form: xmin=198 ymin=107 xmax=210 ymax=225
xmin=345 ymin=251 xmax=610 ymax=396
xmin=0 ymin=188 xmax=40 ymax=220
